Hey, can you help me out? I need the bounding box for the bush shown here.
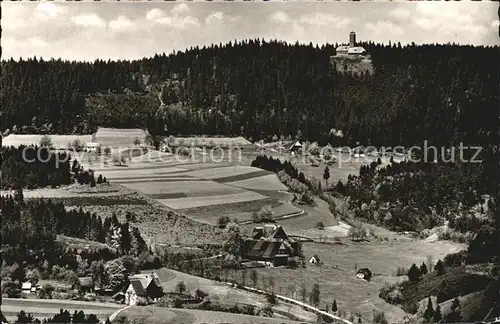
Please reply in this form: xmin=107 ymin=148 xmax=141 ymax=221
xmin=316 ymin=222 xmax=325 ymax=230
xmin=217 ymin=216 xmax=231 ymax=228
xmin=252 ymin=205 xmax=274 ymax=223
xmin=373 ymin=311 xmax=388 ymax=324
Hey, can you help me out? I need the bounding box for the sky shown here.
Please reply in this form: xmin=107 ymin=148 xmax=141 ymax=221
xmin=2 ymin=1 xmax=499 ymax=62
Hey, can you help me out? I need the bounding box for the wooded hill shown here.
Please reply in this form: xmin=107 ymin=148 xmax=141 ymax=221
xmin=1 ymin=40 xmax=498 ymax=147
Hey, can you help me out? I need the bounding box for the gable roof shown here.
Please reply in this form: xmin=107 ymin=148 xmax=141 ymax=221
xmin=357 ymin=268 xmax=372 ymax=276
xmin=310 ymin=254 xmax=320 ymax=262
xmin=289 ymin=141 xmax=302 ymax=150
xmin=129 ymin=279 xmax=147 ymax=296
xmin=267 ymin=225 xmax=288 ymax=240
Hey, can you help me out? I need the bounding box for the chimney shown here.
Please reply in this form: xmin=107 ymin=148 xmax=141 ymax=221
xmin=349 ymin=32 xmax=356 ymax=48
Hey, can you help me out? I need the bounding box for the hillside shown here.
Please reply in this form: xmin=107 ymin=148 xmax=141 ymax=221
xmin=379 ymin=265 xmax=500 ymax=322
xmin=1 ymin=41 xmax=498 ymax=148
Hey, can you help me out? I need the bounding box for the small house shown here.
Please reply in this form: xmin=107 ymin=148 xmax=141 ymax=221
xmin=356 ymin=268 xmax=372 ymax=281
xmin=289 ymin=141 xmax=302 ymax=154
xmin=86 ymin=142 xmax=101 ymax=153
xmin=125 ymin=272 xmax=163 ymax=306
xmin=22 ymin=282 xmax=32 ymax=293
xmin=309 ymin=255 xmax=321 ymax=265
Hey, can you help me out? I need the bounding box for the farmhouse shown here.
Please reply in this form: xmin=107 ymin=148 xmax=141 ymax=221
xmin=289 ymin=141 xmax=302 ymax=154
xmin=86 ymin=142 xmax=101 ymax=153
xmin=309 ymin=255 xmax=321 ymax=265
xmin=125 ymin=272 xmax=164 ymax=306
xmin=356 ymin=268 xmax=372 ymax=281
xmin=239 ymin=225 xmax=302 ymax=267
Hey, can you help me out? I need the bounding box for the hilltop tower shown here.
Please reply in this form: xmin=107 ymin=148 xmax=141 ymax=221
xmin=349 ymin=32 xmax=356 ymax=47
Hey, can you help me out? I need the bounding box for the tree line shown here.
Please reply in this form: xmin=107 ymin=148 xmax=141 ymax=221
xmin=1 ymin=41 xmax=498 ymax=148
xmin=11 ymin=309 xmax=110 ymax=324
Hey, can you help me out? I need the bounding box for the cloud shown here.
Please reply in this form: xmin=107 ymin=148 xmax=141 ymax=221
xmin=71 ymin=13 xmax=106 ymax=28
xmin=2 ymin=5 xmax=29 ymax=30
xmin=270 ymin=11 xmax=290 ymax=24
xmin=365 ymin=21 xmax=404 ymax=36
xmin=146 ymin=7 xmax=199 ymax=29
xmin=298 ymin=13 xmax=351 ymax=28
xmin=146 ymin=8 xmax=165 ymax=21
xmin=389 ymin=8 xmax=411 ymax=21
xmin=34 ymin=2 xmax=67 ymax=21
xmin=205 ymin=12 xmax=224 ymax=25
xmin=492 ymin=20 xmax=500 ymax=29
xmin=109 ymin=16 xmax=134 ymax=30
xmin=171 ymin=3 xmax=189 ymax=15
xmin=29 ymin=37 xmax=49 ymax=48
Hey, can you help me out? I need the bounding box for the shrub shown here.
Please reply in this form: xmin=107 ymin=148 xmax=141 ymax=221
xmin=373 ymin=311 xmax=388 ymax=324
xmin=175 ymin=281 xmax=186 ymax=294
xmin=316 ymin=222 xmax=325 ymax=230
xmin=217 ymin=216 xmax=231 ymax=228
xmin=252 ymin=205 xmax=274 ymax=223
xmin=40 ymin=135 xmax=53 ymax=148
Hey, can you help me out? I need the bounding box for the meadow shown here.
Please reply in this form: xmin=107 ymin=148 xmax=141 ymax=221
xmin=137 ymin=268 xmax=317 ymax=323
xmin=243 ymin=240 xmax=466 ymax=323
xmin=115 ymin=306 xmax=310 ymax=324
xmin=2 ymin=134 xmax=92 ymax=149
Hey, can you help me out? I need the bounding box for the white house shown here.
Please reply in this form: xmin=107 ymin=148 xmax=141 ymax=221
xmin=309 ymin=255 xmax=321 ymax=265
xmin=125 ymin=273 xmax=163 ymax=306
xmin=347 ymin=47 xmax=367 ymax=55
xmin=22 ymin=282 xmax=32 ymax=293
xmin=86 ymin=142 xmax=101 ymax=153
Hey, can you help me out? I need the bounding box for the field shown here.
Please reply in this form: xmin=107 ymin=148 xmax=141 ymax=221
xmin=2 ymin=298 xmax=121 ymax=322
xmin=88 ymin=151 xmax=302 ymax=227
xmin=245 ymin=240 xmax=466 ymax=323
xmin=115 ymin=306 xmax=309 ymax=324
xmin=94 ymin=127 xmax=148 ymax=148
xmin=138 ymin=268 xmax=317 ymax=322
xmin=164 ymin=136 xmax=252 ymax=147
xmin=2 ymin=134 xmax=92 ymax=149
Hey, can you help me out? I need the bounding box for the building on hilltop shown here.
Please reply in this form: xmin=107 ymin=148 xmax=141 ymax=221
xmin=335 ymin=31 xmax=367 ymax=56
xmin=239 ymin=224 xmax=303 ymax=267
xmin=349 ymin=31 xmax=356 ymax=48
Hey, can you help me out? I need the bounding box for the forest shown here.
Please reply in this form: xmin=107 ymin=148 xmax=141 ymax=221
xmin=1 ymin=40 xmax=498 ymax=148
xmin=0 ymin=194 xmax=151 ymax=292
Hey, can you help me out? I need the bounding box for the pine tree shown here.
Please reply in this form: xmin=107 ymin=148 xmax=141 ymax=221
xmin=420 ymin=262 xmax=428 ymax=275
xmin=444 ymin=298 xmax=461 ymax=322
xmin=434 ymin=260 xmax=445 ymax=275
xmin=407 ymin=263 xmax=421 ymax=282
xmin=309 ymin=283 xmax=320 ymax=307
xmin=423 ymin=297 xmax=434 ymax=322
xmin=433 ymin=304 xmax=442 ymax=323
xmin=323 ymin=166 xmax=330 ymax=186
xmin=332 ymin=299 xmax=338 ymax=312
